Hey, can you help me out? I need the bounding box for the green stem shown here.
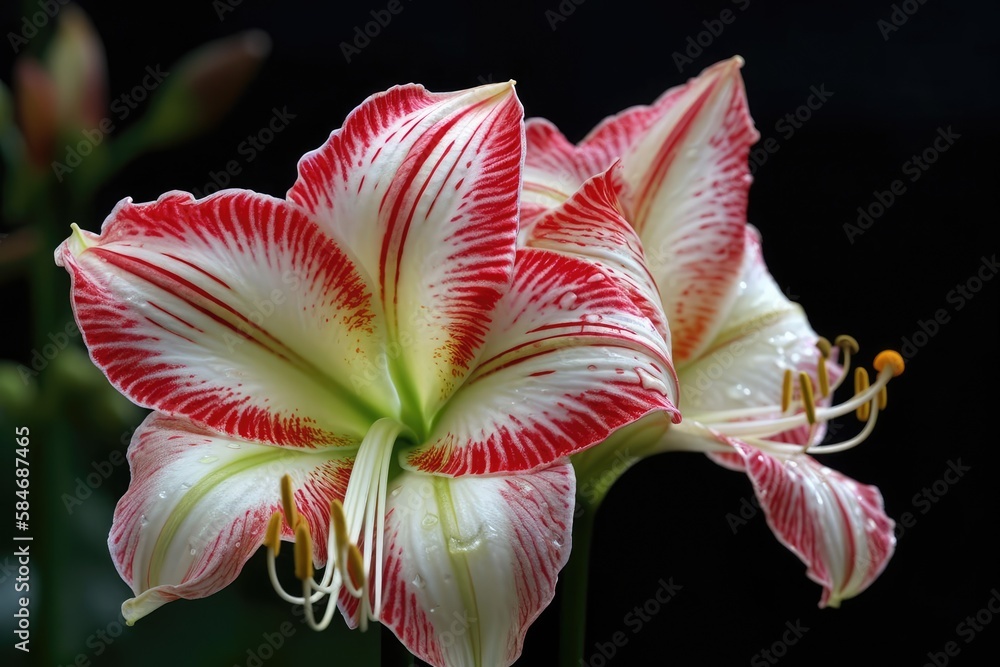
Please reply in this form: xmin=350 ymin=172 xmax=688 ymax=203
xmin=559 ymin=499 xmax=597 ymax=667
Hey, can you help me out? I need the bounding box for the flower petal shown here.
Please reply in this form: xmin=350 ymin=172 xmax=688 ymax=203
xmin=405 ymin=248 xmax=679 ymax=476
xmin=521 ymin=118 xmax=606 ymax=225
xmin=55 ymin=190 xmax=395 ymax=446
xmin=584 ymin=58 xmax=758 ymax=363
xmin=110 ymin=412 xmax=352 ymax=623
xmin=706 ymin=437 xmax=895 ymax=608
xmin=678 ymin=226 xmax=832 ymax=446
xmin=523 ymin=162 xmax=669 ymax=340
xmin=378 ymin=463 xmax=575 ymax=667
xmin=287 ymin=82 xmax=523 ymax=421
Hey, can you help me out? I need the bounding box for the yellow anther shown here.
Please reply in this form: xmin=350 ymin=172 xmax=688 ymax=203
xmin=816 ymin=337 xmax=832 ymax=359
xmin=346 ymin=543 xmax=366 ymax=591
xmin=331 ymin=499 xmax=349 ymax=551
xmin=879 ymin=385 xmax=888 ymax=410
xmin=835 ymin=335 xmax=860 ymax=354
xmin=798 ymin=372 xmax=817 ymax=425
xmin=854 ymin=367 xmax=871 ymax=422
xmin=873 ymin=350 xmax=905 ymax=377
xmin=280 ymin=474 xmax=300 ymax=529
xmin=264 ymin=511 xmax=283 ymax=557
xmin=293 ymin=520 xmax=313 ymax=581
xmin=781 ymin=368 xmax=793 ymax=413
xmin=818 ymin=356 xmax=830 ymax=398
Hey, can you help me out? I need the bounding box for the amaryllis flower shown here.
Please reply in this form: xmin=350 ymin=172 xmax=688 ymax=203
xmin=55 ymin=81 xmax=678 ymax=666
xmin=519 ymin=57 xmax=904 ymax=607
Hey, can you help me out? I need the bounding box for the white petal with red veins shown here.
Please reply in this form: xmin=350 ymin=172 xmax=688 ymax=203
xmin=404 ymin=248 xmax=679 ymax=476
xmin=377 ymin=463 xmax=575 ymax=667
xmin=707 ymin=437 xmax=895 ymax=608
xmin=678 ymin=226 xmax=832 ymax=446
xmin=524 ymin=163 xmax=669 ymax=339
xmin=55 ymin=190 xmax=397 ymax=447
xmin=111 ymin=413 xmax=353 ymax=623
xmin=288 ymin=82 xmax=523 ymax=422
xmin=585 ymin=58 xmax=758 ymax=363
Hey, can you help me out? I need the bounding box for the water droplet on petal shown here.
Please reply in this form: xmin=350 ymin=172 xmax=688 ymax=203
xmin=390 ymin=487 xmax=401 ymax=498
xmin=189 ymin=548 xmax=197 ymax=556
xmin=583 ymin=313 xmax=602 ymax=324
xmin=429 ymin=606 xmax=438 ymax=614
xmin=448 ymin=524 xmax=486 ymax=554
xmin=412 ymin=574 xmax=425 ymax=589
xmin=635 ymin=368 xmax=669 ymax=396
xmin=421 ymin=514 xmax=439 ymax=529
xmin=180 ymin=482 xmax=191 ymax=490
xmin=198 ymin=455 xmax=218 ymax=464
xmin=586 ymin=273 xmax=605 ymax=283
xmin=226 ymin=442 xmax=241 ymax=450
xmin=587 ymin=365 xmax=598 ymax=372
xmin=157 ymin=491 xmax=167 ymax=499
xmin=140 ymin=514 xmax=148 ymax=527
xmin=558 ymin=291 xmax=578 ymax=309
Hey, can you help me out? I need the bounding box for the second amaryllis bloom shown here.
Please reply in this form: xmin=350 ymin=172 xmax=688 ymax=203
xmin=520 ymin=57 xmax=903 ymax=608
xmin=55 ymin=82 xmax=679 ymax=666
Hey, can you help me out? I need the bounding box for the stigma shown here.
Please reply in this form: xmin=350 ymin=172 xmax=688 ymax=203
xmin=682 ymin=335 xmax=905 ymax=457
xmin=263 ymin=418 xmax=408 ymax=631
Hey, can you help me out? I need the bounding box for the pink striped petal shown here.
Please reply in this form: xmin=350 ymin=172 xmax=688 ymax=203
xmin=679 ymin=226 xmax=834 ymax=446
xmin=110 ymin=412 xmax=352 ymax=623
xmin=708 ymin=437 xmax=895 ymax=608
xmin=583 ymin=57 xmax=758 ymax=363
xmin=524 ymin=162 xmax=669 ymax=340
xmin=378 ymin=462 xmax=575 ymax=667
xmin=55 ymin=190 xmax=397 ymax=447
xmin=288 ymin=83 xmax=523 ymax=421
xmin=521 ymin=118 xmax=608 ymax=226
xmin=404 ymin=249 xmax=679 ymax=476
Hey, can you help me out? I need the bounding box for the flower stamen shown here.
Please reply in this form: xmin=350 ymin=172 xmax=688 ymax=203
xmin=683 ymin=337 xmax=905 ymax=459
xmin=264 ymin=419 xmax=408 ymax=633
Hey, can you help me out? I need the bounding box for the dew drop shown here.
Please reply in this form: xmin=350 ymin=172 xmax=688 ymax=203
xmin=140 ymin=514 xmax=148 ymax=527
xmin=390 ymin=487 xmax=401 ymax=498
xmin=226 ymin=442 xmax=241 ymax=450
xmin=586 ymin=273 xmax=605 ymax=283
xmin=421 ymin=514 xmax=439 ymax=529
xmin=157 ymin=491 xmax=167 ymax=499
xmin=180 ymin=482 xmax=192 ymax=490
xmin=635 ymin=368 xmax=669 ymax=396
xmin=558 ymin=291 xmax=578 ymax=309
xmin=198 ymin=455 xmax=219 ymax=464
xmin=412 ymin=574 xmax=425 ymax=589
xmin=448 ymin=524 xmax=486 ymax=554
xmin=587 ymin=365 xmax=598 ymax=372
xmin=429 ymin=606 xmax=439 ymax=614
xmin=189 ymin=548 xmax=197 ymax=556
xmin=583 ymin=313 xmax=602 ymax=324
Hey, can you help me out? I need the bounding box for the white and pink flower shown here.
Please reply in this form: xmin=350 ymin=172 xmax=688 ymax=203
xmin=56 ymin=82 xmax=680 ymax=666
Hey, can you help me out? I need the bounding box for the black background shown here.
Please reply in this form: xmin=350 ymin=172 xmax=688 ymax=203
xmin=2 ymin=0 xmax=997 ymax=665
